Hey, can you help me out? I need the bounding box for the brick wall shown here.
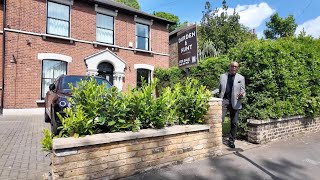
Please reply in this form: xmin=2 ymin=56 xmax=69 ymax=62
xmin=248 ymin=116 xmax=320 ymax=144
xmin=169 ymin=35 xmax=178 ymax=67
xmin=2 ymin=0 xmax=170 ymax=109
xmin=51 ymin=98 xmax=222 ymax=180
xmin=0 ymin=3 xmax=3 ymax=107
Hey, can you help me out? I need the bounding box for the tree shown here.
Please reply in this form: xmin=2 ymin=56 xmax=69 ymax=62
xmin=153 ymin=11 xmax=187 ymax=32
xmin=264 ymin=13 xmax=297 ymax=39
xmin=116 ymin=0 xmax=140 ymax=10
xmin=198 ymin=0 xmax=252 ymax=55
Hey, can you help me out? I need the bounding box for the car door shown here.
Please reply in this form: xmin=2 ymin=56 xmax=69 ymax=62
xmin=45 ymin=77 xmax=59 ymax=119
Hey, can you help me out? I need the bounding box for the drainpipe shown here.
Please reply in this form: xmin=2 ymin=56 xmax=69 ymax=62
xmin=1 ymin=0 xmax=6 ymax=114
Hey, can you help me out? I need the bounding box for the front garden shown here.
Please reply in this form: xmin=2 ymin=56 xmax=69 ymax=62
xmin=41 ymin=78 xmax=211 ymax=151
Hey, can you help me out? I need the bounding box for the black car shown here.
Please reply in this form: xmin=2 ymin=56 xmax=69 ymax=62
xmin=44 ymin=75 xmax=112 ymax=135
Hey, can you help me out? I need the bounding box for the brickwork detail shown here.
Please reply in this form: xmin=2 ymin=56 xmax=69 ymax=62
xmin=248 ymin=116 xmax=320 ymax=144
xmin=51 ymin=98 xmax=223 ymax=180
xmin=1 ymin=0 xmax=170 ymax=109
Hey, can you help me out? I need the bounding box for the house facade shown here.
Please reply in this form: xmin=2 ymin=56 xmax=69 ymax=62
xmin=0 ymin=0 xmax=173 ymax=115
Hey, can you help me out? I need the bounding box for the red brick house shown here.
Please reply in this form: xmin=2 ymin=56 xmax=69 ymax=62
xmin=0 ymin=0 xmax=173 ymax=115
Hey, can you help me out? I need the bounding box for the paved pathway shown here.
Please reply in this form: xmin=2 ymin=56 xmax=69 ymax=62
xmin=125 ymin=132 xmax=320 ymax=180
xmin=1 ymin=114 xmax=319 ymax=180
xmin=0 ymin=115 xmax=51 ymax=180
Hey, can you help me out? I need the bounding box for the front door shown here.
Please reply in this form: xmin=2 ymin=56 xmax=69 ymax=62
xmin=97 ymin=62 xmax=114 ymax=85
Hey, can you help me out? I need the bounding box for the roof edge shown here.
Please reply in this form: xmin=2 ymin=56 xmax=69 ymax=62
xmin=88 ymin=0 xmax=176 ymax=25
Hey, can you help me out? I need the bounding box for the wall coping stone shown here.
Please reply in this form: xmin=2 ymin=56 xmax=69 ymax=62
xmin=209 ymin=97 xmax=222 ymax=102
xmin=247 ymin=115 xmax=319 ymax=126
xmin=53 ymin=125 xmax=210 ymax=150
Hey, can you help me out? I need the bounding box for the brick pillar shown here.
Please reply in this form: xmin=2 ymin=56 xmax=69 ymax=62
xmin=204 ymin=97 xmax=223 ymax=156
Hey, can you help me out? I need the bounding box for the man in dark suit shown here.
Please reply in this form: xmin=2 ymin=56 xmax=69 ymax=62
xmin=219 ymin=61 xmax=246 ymax=148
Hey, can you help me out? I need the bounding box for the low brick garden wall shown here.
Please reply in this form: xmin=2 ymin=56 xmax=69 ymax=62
xmin=51 ymin=98 xmax=222 ymax=180
xmin=248 ymin=116 xmax=320 ymax=144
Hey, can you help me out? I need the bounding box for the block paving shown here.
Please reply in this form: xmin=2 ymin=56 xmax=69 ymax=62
xmin=0 ymin=115 xmax=51 ymax=180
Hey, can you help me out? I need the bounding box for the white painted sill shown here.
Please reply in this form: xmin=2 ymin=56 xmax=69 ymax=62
xmin=41 ymin=33 xmax=75 ymax=43
xmin=36 ymin=100 xmax=45 ymax=103
xmin=93 ymin=41 xmax=120 ymax=49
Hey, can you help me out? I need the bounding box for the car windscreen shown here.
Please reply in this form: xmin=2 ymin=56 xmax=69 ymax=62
xmin=61 ymin=76 xmax=112 ymax=89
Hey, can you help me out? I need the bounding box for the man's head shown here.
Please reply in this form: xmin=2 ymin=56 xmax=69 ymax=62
xmin=228 ymin=61 xmax=239 ymax=75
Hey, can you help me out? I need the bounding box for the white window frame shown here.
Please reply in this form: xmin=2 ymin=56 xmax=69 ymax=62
xmin=96 ymin=13 xmax=115 ymax=44
xmin=46 ymin=0 xmax=72 ymax=37
xmin=135 ymin=16 xmax=153 ymax=51
xmin=40 ymin=60 xmax=68 ymax=99
xmin=134 ymin=64 xmax=154 ymax=87
xmin=95 ymin=5 xmax=118 ymax=45
xmin=38 ymin=53 xmax=72 ymax=99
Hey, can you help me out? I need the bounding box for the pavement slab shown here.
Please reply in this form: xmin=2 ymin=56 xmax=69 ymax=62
xmin=124 ymin=131 xmax=320 ymax=180
xmin=0 ymin=115 xmax=51 ymax=180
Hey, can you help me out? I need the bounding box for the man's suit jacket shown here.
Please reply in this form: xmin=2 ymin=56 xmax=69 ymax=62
xmin=219 ymin=73 xmax=246 ymax=109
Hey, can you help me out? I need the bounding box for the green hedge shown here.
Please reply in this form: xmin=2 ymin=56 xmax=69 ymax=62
xmin=53 ymin=78 xmax=211 ymax=138
xmin=229 ymin=37 xmax=320 ymax=120
xmin=155 ymin=37 xmax=320 ymax=137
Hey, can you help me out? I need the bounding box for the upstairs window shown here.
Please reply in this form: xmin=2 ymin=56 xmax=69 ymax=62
xmin=96 ymin=13 xmax=114 ymax=44
xmin=41 ymin=60 xmax=67 ymax=99
xmin=136 ymin=23 xmax=150 ymax=50
xmin=47 ymin=1 xmax=70 ymax=37
xmin=136 ymin=68 xmax=151 ymax=88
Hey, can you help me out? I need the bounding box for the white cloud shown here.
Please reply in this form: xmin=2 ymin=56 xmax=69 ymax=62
xmin=296 ymin=16 xmax=320 ymax=38
xmin=218 ymin=2 xmax=275 ymax=29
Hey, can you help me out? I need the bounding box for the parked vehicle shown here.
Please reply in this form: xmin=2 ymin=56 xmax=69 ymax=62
xmin=44 ymin=75 xmax=112 ymax=135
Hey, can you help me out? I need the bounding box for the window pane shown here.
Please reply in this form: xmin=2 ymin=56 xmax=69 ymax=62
xmin=47 ymin=18 xmax=69 ymax=36
xmin=96 ymin=28 xmax=113 ymax=44
xmin=137 ymin=69 xmax=150 ymax=87
xmin=48 ymin=2 xmax=69 ymax=21
xmin=136 ymin=23 xmax=149 ymax=37
xmin=136 ymin=37 xmax=148 ymax=50
xmin=42 ymin=79 xmax=54 ymax=99
xmin=42 ymin=60 xmax=67 ymax=99
xmin=97 ymin=14 xmax=113 ymax=30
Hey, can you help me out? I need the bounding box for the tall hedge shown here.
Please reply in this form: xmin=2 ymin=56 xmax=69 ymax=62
xmin=155 ymin=37 xmax=320 ymax=131
xmin=230 ymin=37 xmax=320 ymax=120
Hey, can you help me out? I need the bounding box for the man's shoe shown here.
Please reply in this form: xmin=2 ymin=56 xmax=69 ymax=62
xmin=228 ymin=141 xmax=235 ymax=148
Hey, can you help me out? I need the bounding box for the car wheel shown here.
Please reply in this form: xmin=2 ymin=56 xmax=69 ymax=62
xmin=51 ymin=112 xmax=58 ymax=136
xmin=45 ymin=111 xmax=50 ymax=123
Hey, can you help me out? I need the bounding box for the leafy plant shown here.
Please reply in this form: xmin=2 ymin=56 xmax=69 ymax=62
xmin=174 ymin=78 xmax=211 ymax=124
xmin=58 ymin=78 xmax=107 ymax=137
xmin=155 ymin=37 xmax=320 ymax=138
xmin=55 ymin=76 xmax=212 ymax=138
xmin=41 ymin=128 xmax=53 ymax=151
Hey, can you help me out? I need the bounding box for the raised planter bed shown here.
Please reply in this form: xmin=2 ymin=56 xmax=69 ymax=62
xmin=51 ymin=98 xmax=223 ymax=180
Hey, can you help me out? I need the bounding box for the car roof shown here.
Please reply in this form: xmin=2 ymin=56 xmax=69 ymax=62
xmin=59 ymin=75 xmax=105 ymax=79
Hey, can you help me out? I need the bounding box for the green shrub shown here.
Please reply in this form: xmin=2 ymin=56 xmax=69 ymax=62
xmin=41 ymin=128 xmax=53 ymax=151
xmin=54 ymin=77 xmax=211 ymax=138
xmin=58 ymin=78 xmax=107 ymax=137
xmin=154 ymin=56 xmax=230 ymax=93
xmin=173 ymin=78 xmax=211 ymax=124
xmin=155 ymin=37 xmax=320 ymax=138
xmin=229 ymin=38 xmax=320 ymax=120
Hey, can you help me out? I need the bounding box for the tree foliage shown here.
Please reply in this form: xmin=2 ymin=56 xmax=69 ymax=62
xmin=116 ymin=0 xmax=140 ymax=10
xmin=264 ymin=13 xmax=298 ymax=39
xmin=153 ymin=11 xmax=187 ymax=32
xmin=197 ymin=0 xmax=252 ymax=55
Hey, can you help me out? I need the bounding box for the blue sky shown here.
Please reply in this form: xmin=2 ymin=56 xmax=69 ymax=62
xmin=138 ymin=0 xmax=320 ymax=38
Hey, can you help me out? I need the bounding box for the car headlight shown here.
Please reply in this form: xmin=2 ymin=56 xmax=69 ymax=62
xmin=58 ymin=98 xmax=70 ymax=108
xmin=59 ymin=100 xmax=67 ymax=107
